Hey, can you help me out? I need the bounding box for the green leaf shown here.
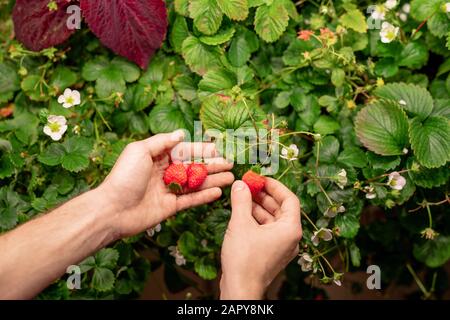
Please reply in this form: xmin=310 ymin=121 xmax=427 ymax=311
xmin=62 ymin=137 xmax=94 ymax=172
xmin=337 ymin=147 xmax=367 ymax=168
xmin=182 ymin=36 xmax=222 ymax=75
xmin=431 ymin=99 xmax=450 ymax=119
xmin=314 ymin=136 xmax=340 ymax=164
xmin=0 ymin=207 xmax=17 ymax=229
xmin=96 ymin=248 xmax=119 ymax=269
xmin=173 ymin=74 xmax=198 ymax=101
xmin=189 ymin=0 xmax=223 ymax=35
xmin=407 ymin=158 xmax=450 ymax=188
xmin=428 ymin=12 xmax=450 ymax=38
xmin=0 ymin=112 xmax=39 ymax=145
xmin=170 ymin=16 xmax=190 ymax=53
xmin=374 ymin=83 xmax=434 ymax=119
xmin=339 ymin=9 xmax=367 ymax=33
xmin=367 ymin=152 xmax=401 ymax=170
xmin=313 ymin=115 xmax=340 ymax=135
xmin=194 ymin=256 xmax=218 ymax=280
xmin=331 ymin=68 xmax=345 ymax=87
xmin=81 ymin=57 xmax=109 ymax=81
xmin=335 ymin=213 xmax=360 ymax=239
xmin=148 ymin=100 xmax=194 ymax=134
xmin=216 ymin=0 xmax=249 ymax=21
xmin=274 ymin=91 xmax=291 ymax=109
xmin=38 ymin=144 xmax=66 ymax=166
xmin=92 ymin=267 xmax=115 ymax=292
xmin=437 ymin=58 xmax=450 ymax=77
xmin=198 ymin=68 xmax=237 ymax=94
xmin=38 ymin=137 xmax=93 ymax=172
xmin=228 ymin=31 xmax=252 ymax=67
xmin=204 ymin=209 xmax=230 ymax=245
xmin=178 ymin=231 xmax=198 ymax=260
xmin=409 ymin=116 xmax=450 ymax=168
xmin=96 ymin=65 xmax=126 ymax=99
xmin=21 ymin=75 xmax=49 ymax=101
xmin=52 ymin=172 xmax=75 ymax=195
xmin=174 ymin=0 xmax=190 ymax=16
xmin=254 ymin=2 xmax=289 ymax=43
xmin=355 ymin=101 xmax=409 ymax=156
xmin=200 ymin=27 xmax=236 ymax=46
xmin=398 ymin=42 xmax=428 ymax=69
xmin=410 ymin=0 xmax=443 ymax=21
xmin=200 ymin=95 xmax=263 ymax=131
xmin=413 ymin=235 xmax=450 ymax=268
xmin=0 ymin=62 xmax=19 ymax=101
xmin=50 ymin=66 xmax=77 ymax=93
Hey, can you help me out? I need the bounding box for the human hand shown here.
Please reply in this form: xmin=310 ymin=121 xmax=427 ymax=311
xmin=220 ymin=178 xmax=302 ymax=300
xmin=97 ymin=130 xmax=234 ymax=239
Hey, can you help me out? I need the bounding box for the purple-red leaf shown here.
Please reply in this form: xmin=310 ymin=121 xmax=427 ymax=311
xmin=12 ymin=0 xmax=77 ymax=51
xmin=80 ymin=0 xmax=168 ymax=69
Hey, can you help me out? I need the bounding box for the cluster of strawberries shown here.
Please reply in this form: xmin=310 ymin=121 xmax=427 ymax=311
xmin=163 ymin=163 xmax=266 ymax=196
xmin=163 ymin=162 xmax=208 ymax=193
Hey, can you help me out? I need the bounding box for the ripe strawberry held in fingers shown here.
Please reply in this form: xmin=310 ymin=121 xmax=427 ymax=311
xmin=163 ymin=163 xmax=187 ymax=193
xmin=187 ymin=163 xmax=208 ymax=190
xmin=242 ymin=170 xmax=265 ymax=196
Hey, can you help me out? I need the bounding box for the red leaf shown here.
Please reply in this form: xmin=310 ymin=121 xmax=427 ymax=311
xmin=13 ymin=0 xmax=77 ymax=51
xmin=80 ymin=0 xmax=167 ymax=69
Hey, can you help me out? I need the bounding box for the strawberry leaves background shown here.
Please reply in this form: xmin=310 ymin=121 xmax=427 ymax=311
xmin=1 ymin=0 xmax=450 ymax=299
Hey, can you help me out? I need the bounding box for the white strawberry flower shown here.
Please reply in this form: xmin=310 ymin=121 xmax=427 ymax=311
xmin=281 ymin=144 xmax=299 ymax=161
xmin=371 ymin=5 xmax=387 ymax=20
xmin=169 ymin=246 xmax=187 ymax=266
xmin=298 ymin=253 xmax=313 ymax=272
xmin=146 ymin=224 xmax=162 ymax=237
xmin=43 ymin=115 xmax=68 ymax=141
xmin=333 ymin=279 xmax=342 ymax=286
xmin=387 ymin=172 xmax=406 ymax=190
xmin=364 ymin=186 xmax=377 ymax=199
xmin=385 ymin=0 xmax=397 ymax=9
xmin=380 ymin=22 xmax=399 ymax=43
xmin=57 ymin=88 xmax=81 ymax=108
xmin=324 ymin=204 xmax=345 ymax=218
xmin=311 ymin=228 xmax=333 ymax=246
xmin=399 ymin=99 xmax=407 ymax=105
xmin=399 ymin=13 xmax=408 ymax=22
xmin=336 ymin=169 xmax=348 ymax=189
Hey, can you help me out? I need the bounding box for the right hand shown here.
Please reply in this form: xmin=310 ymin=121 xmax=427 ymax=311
xmin=220 ymin=178 xmax=302 ymax=300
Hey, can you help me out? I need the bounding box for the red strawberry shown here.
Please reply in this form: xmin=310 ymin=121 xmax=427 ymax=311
xmin=163 ymin=163 xmax=187 ymax=193
xmin=187 ymin=163 xmax=208 ymax=190
xmin=242 ymin=170 xmax=265 ymax=196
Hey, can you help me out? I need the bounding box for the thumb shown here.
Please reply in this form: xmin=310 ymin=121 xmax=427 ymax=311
xmin=144 ymin=130 xmax=185 ymax=157
xmin=230 ymin=180 xmax=254 ymax=226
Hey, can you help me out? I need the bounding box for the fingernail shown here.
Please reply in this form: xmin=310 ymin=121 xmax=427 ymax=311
xmin=233 ymin=180 xmax=245 ymax=191
xmin=172 ymin=130 xmax=185 ymax=141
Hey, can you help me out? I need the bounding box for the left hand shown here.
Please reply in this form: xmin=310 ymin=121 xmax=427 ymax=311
xmin=97 ymin=130 xmax=234 ymax=239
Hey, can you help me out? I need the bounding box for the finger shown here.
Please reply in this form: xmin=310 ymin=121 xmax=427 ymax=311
xmin=254 ymin=191 xmax=280 ymax=216
xmin=144 ymin=130 xmax=185 ymax=157
xmin=264 ymin=177 xmax=297 ymax=204
xmin=252 ymin=202 xmax=275 ymax=225
xmin=195 ymin=172 xmax=234 ymax=191
xmin=230 ymin=180 xmax=255 ymax=226
xmin=176 ymin=187 xmax=222 ymax=212
xmin=204 ymin=158 xmax=234 ymax=173
xmin=171 ymin=142 xmax=219 ymax=161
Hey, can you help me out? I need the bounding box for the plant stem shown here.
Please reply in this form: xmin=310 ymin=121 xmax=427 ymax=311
xmin=406 ymin=263 xmax=430 ymax=299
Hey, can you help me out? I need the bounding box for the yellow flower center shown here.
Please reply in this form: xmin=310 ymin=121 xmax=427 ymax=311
xmin=49 ymin=122 xmax=61 ymax=133
xmin=65 ymin=96 xmax=74 ymax=105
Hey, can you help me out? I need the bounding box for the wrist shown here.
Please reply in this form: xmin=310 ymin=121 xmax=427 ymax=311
xmin=86 ymin=186 xmax=122 ymax=243
xmin=220 ymin=274 xmax=265 ymax=300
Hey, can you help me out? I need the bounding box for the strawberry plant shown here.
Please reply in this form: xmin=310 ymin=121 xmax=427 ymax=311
xmin=0 ymin=0 xmax=449 ymax=299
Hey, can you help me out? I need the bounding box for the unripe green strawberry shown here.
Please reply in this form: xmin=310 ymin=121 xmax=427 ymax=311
xmin=187 ymin=163 xmax=208 ymax=189
xmin=163 ymin=163 xmax=187 ymax=193
xmin=242 ymin=170 xmax=265 ymax=196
